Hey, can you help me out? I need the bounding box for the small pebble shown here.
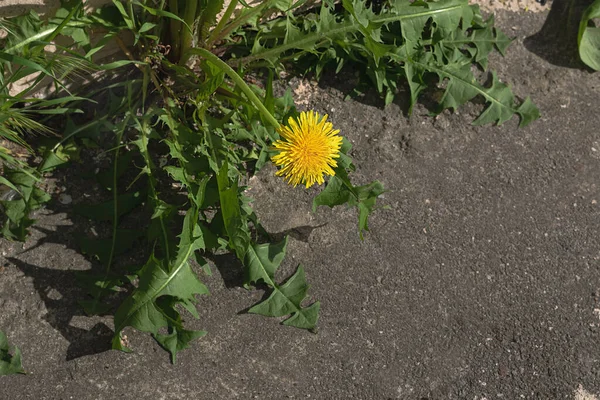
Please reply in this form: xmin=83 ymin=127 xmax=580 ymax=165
xmin=58 ymin=194 xmax=72 ymax=205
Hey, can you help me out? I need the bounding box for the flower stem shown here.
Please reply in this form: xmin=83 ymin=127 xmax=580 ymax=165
xmin=183 ymin=47 xmax=281 ymax=130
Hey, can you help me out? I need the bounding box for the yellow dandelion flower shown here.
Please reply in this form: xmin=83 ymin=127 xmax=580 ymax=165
xmin=272 ymin=111 xmax=343 ymax=188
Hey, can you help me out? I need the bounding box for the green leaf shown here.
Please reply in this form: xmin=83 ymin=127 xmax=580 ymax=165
xmin=242 ymin=0 xmax=472 ymax=65
xmin=98 ymin=60 xmax=147 ymax=70
xmin=46 ymin=1 xmax=89 ymax=47
xmin=239 ymin=0 xmax=535 ymax=126
xmin=393 ymin=0 xmax=473 ymax=50
xmin=133 ymin=1 xmax=189 ymax=29
xmin=112 ymin=254 xmax=208 ymax=362
xmin=95 ymin=152 xmax=133 ymax=190
xmin=470 ymin=72 xmax=540 ymax=127
xmin=191 ymin=175 xmax=211 ymax=209
xmin=244 ymin=238 xmax=319 ymax=329
xmin=343 ymin=0 xmax=370 ymax=28
xmin=0 ymin=176 xmax=21 ymax=196
xmin=154 ymin=327 xmax=207 ymax=363
xmin=436 ymin=15 xmax=512 ymax=69
xmin=244 ymin=237 xmax=288 ymax=285
xmin=406 ymin=53 xmax=540 ymax=127
xmin=0 ymin=331 xmax=25 ymax=375
xmin=578 ymin=0 xmax=600 ymax=71
xmin=171 ymin=205 xmax=207 ymax=275
xmin=112 ymin=209 xmax=209 ymax=362
xmin=216 ymin=161 xmax=250 ymax=260
xmin=249 ymin=266 xmax=320 ymax=329
xmin=514 ymin=97 xmax=540 ymax=128
xmin=198 ymin=58 xmax=226 ymax=99
xmin=74 ymin=191 xmax=145 ymax=222
xmin=197 ymin=0 xmax=225 ymax=42
xmin=0 ymin=51 xmax=53 ymax=77
xmin=111 ymin=0 xmax=135 ymax=30
xmin=1 ymin=11 xmax=44 ymax=52
xmin=79 ymin=291 xmax=124 ymax=316
xmin=138 ymin=22 xmax=157 ymax=33
xmin=77 ymin=264 xmax=142 ymax=315
xmin=355 ymin=180 xmax=385 ymax=237
xmin=0 ymin=167 xmax=48 ymax=241
xmin=78 ymin=229 xmax=143 ymax=265
xmin=39 ymin=140 xmax=81 ymax=173
xmin=313 ymin=167 xmax=384 ymax=239
xmin=313 ymin=174 xmax=352 ymax=209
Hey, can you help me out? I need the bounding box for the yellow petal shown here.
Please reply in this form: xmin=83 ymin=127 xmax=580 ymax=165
xmin=271 ymin=111 xmax=343 ymax=188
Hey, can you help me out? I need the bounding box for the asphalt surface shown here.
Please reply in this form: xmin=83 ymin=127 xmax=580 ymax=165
xmin=2 ymin=9 xmax=600 ymax=400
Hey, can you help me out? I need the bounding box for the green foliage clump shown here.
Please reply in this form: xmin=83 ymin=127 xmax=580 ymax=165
xmin=0 ymin=6 xmax=91 ymax=240
xmin=235 ymin=0 xmax=539 ymax=126
xmin=0 ymin=0 xmax=538 ymax=365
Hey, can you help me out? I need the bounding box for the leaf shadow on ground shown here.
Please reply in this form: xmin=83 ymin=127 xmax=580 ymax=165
xmin=524 ymin=0 xmax=593 ymax=69
xmin=7 ymin=255 xmax=114 ymax=361
xmin=3 ymin=147 xmax=146 ymax=361
xmin=299 ymin=62 xmax=491 ymax=125
xmin=207 ymin=253 xmax=275 ymax=316
xmin=310 ymin=67 xmax=415 ymax=116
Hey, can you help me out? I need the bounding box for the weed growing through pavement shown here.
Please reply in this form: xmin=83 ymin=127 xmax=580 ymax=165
xmin=0 ymin=0 xmax=539 ymax=368
xmin=578 ymin=0 xmax=600 ymax=70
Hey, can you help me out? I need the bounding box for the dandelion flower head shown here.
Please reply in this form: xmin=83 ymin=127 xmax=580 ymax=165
xmin=272 ymin=111 xmax=343 ymax=188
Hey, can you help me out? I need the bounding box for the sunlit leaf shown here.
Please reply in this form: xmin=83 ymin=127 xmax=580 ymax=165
xmin=0 ymin=332 xmax=25 ymax=376
xmin=244 ymin=238 xmax=320 ymax=329
xmin=112 ymin=209 xmax=209 ymax=363
xmin=578 ymin=0 xmax=600 ymax=70
xmin=216 ymin=161 xmax=250 ymax=260
xmin=314 ymin=167 xmax=384 ymax=239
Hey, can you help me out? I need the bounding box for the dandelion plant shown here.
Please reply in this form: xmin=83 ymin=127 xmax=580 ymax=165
xmin=0 ymin=0 xmax=538 ymax=365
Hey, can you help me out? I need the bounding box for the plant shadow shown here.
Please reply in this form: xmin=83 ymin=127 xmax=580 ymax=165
xmin=524 ymin=0 xmax=593 ymax=69
xmin=2 ymin=139 xmax=147 ymax=361
xmin=7 ymin=253 xmax=114 ymax=361
xmin=314 ymin=67 xmax=415 ymax=118
xmin=209 ymin=252 xmax=245 ymax=288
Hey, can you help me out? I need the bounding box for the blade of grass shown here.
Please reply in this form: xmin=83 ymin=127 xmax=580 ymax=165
xmin=206 ymin=0 xmax=238 ymax=47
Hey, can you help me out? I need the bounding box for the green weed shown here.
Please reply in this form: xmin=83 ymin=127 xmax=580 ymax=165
xmin=578 ymin=0 xmax=600 ymax=70
xmin=0 ymin=0 xmax=538 ymax=365
xmin=0 ymin=331 xmax=24 ymax=375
